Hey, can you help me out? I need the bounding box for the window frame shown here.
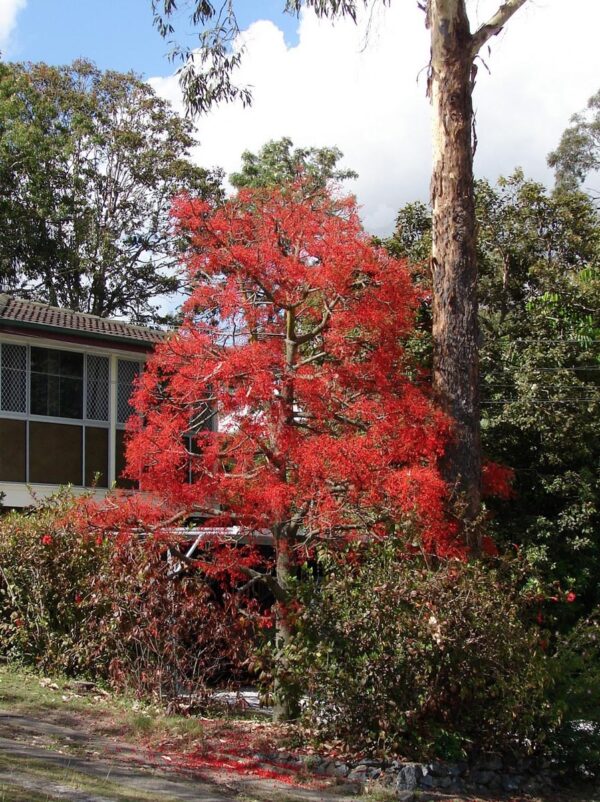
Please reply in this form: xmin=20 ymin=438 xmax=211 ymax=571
xmin=0 ymin=336 xmax=145 ymax=489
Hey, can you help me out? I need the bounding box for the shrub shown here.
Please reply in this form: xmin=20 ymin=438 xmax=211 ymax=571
xmin=0 ymin=490 xmax=107 ymax=674
xmin=548 ymin=611 xmax=600 ymax=778
xmin=280 ymin=543 xmax=550 ymax=759
xmin=91 ymin=532 xmax=254 ymax=704
xmin=0 ymin=493 xmax=254 ymax=701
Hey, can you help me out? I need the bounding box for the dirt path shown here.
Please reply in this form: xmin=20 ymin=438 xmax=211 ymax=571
xmin=0 ymin=708 xmax=361 ymax=802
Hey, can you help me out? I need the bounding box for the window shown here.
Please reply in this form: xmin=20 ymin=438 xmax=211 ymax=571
xmin=85 ymin=426 xmax=109 ymax=488
xmin=29 ymin=422 xmax=82 ymax=485
xmin=0 ymin=419 xmax=26 ymax=481
xmin=86 ymin=355 xmax=109 ymax=421
xmin=0 ymin=342 xmax=145 ymax=490
xmin=30 ymin=347 xmax=83 ymax=419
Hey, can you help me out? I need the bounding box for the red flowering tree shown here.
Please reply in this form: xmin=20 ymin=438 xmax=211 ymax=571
xmin=126 ymin=182 xmax=460 ymax=718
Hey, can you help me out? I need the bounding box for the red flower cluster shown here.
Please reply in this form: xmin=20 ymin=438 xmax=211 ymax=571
xmin=125 ymin=183 xmax=461 ymax=559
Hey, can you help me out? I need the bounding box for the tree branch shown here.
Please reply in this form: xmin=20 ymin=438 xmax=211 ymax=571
xmin=471 ymin=0 xmax=528 ymax=57
xmin=235 ymin=564 xmax=289 ymax=604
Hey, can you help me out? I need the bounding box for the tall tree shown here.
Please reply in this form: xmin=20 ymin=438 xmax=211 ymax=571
xmin=151 ymin=0 xmax=529 ymax=543
xmin=230 ymin=137 xmax=357 ymax=191
xmin=0 ymin=59 xmax=224 ymax=324
xmin=548 ymin=88 xmax=600 ymax=193
xmin=388 ymin=172 xmax=600 ymax=608
xmin=126 ymin=182 xmax=459 ymax=719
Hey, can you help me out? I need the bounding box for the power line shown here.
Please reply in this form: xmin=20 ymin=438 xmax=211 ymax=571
xmin=489 ymin=339 xmax=600 ymax=345
xmin=482 ymin=399 xmax=598 ymax=405
xmin=483 ymin=366 xmax=600 ymax=373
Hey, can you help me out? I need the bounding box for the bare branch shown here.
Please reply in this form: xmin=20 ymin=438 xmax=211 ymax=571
xmin=235 ymin=564 xmax=288 ymax=604
xmin=471 ymin=0 xmax=528 ymax=57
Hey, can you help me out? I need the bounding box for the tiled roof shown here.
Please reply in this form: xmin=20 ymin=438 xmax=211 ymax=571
xmin=0 ymin=294 xmax=167 ymax=345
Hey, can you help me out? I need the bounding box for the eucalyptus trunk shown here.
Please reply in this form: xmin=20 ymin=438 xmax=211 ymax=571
xmin=426 ymin=0 xmax=528 ymax=548
xmin=429 ymin=0 xmax=481 ymax=542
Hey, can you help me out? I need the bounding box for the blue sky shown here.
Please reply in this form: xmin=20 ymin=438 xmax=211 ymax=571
xmin=3 ymin=1 xmax=600 ymax=236
xmin=8 ymin=0 xmax=300 ymax=75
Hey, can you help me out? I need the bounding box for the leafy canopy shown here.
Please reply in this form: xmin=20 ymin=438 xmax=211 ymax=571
xmin=548 ymin=88 xmax=600 ymax=192
xmin=151 ymin=1 xmax=390 ymax=114
xmin=230 ymin=137 xmax=357 ymax=192
xmin=0 ymin=59 xmax=223 ymax=323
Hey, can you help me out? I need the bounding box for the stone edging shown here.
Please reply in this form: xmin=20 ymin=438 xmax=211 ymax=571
xmin=254 ymin=750 xmax=561 ymax=796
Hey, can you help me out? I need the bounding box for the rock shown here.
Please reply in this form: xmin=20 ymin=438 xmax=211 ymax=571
xmin=477 ymin=755 xmax=503 ymax=771
xmin=396 ymin=792 xmax=416 ymax=802
xmin=470 ymin=769 xmax=495 ymax=785
xmin=395 ymin=763 xmax=423 ymax=791
xmin=502 ymin=773 xmax=523 ymax=792
xmin=348 ymin=765 xmax=369 ymax=781
xmin=431 ymin=775 xmax=452 ymax=789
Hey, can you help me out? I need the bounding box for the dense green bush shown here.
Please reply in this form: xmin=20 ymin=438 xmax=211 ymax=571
xmin=548 ymin=611 xmax=600 ymax=777
xmin=280 ymin=544 xmax=550 ymax=759
xmin=0 ymin=493 xmax=253 ymax=700
xmin=0 ymin=491 xmax=107 ymax=674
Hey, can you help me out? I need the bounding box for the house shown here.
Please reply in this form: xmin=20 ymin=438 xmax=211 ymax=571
xmin=0 ymin=294 xmax=166 ymax=508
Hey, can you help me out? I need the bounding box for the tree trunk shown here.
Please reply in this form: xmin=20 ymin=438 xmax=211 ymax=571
xmin=272 ymin=537 xmax=300 ymax=722
xmin=429 ymin=0 xmax=481 ymax=545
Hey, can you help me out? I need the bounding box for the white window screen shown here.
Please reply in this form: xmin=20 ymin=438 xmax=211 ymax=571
xmin=86 ymin=355 xmax=109 ymax=421
xmin=117 ymin=360 xmax=141 ymax=424
xmin=0 ymin=343 xmax=27 ymax=413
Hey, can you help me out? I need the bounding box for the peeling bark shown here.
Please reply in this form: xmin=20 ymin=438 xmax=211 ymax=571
xmin=429 ymin=0 xmax=481 ymax=540
xmin=427 ymin=0 xmax=528 ymax=547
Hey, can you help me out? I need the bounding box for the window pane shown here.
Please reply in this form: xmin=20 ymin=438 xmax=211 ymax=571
xmin=29 ymin=422 xmax=82 ymax=485
xmin=85 ymin=426 xmax=109 ymax=488
xmin=59 ymin=377 xmax=83 ymax=419
xmin=30 ymin=347 xmax=83 ymax=419
xmin=30 ymin=347 xmax=49 ymax=373
xmin=30 ymin=373 xmax=49 ymax=416
xmin=60 ymin=350 xmax=84 ymax=378
xmin=86 ymin=356 xmax=109 ymax=421
xmin=0 ymin=419 xmax=26 ymax=481
xmin=31 ymin=347 xmax=83 ymax=379
xmin=0 ymin=344 xmax=27 ymax=413
xmin=115 ymin=429 xmax=137 ymax=489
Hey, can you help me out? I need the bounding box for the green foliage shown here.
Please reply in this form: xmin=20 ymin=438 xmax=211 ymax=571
xmin=476 ymin=173 xmax=600 ymax=610
xmin=547 ymin=612 xmax=600 ymax=777
xmin=0 ymin=59 xmax=223 ymax=323
xmin=0 ymin=491 xmax=108 ymax=674
xmin=279 ymin=544 xmax=549 ymax=758
xmin=386 ymin=172 xmax=600 ymax=610
xmin=230 ymin=137 xmax=357 ymax=192
xmin=548 ymin=88 xmax=600 ymax=191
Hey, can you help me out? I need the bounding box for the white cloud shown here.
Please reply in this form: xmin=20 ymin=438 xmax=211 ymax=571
xmin=0 ymin=0 xmax=26 ymax=48
xmin=150 ymin=0 xmax=600 ymax=236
